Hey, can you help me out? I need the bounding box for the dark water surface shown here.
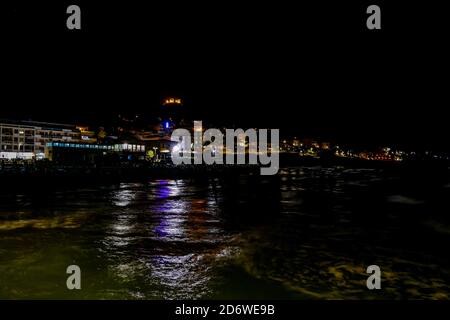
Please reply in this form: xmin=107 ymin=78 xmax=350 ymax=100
xmin=1 ymin=166 xmax=450 ymax=299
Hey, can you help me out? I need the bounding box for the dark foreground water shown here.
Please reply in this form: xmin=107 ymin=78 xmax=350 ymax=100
xmin=1 ymin=166 xmax=450 ymax=299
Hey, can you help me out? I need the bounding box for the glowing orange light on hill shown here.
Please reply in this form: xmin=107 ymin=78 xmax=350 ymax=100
xmin=163 ymin=97 xmax=182 ymax=105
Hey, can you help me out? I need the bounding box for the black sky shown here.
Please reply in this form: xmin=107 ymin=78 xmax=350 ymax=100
xmin=2 ymin=1 xmax=449 ymax=150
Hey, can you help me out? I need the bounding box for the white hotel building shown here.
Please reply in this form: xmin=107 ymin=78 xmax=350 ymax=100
xmin=0 ymin=120 xmax=82 ymax=160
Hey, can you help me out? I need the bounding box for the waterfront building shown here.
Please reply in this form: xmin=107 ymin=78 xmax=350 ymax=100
xmin=45 ymin=142 xmax=146 ymax=163
xmin=0 ymin=120 xmax=82 ymax=160
xmin=77 ymin=126 xmax=98 ymax=144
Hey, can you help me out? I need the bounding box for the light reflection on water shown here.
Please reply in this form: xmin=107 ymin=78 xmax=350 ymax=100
xmin=96 ymin=179 xmax=231 ymax=299
xmin=0 ymin=167 xmax=450 ymax=299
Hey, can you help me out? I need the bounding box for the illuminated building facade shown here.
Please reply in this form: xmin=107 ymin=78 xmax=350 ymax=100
xmin=77 ymin=126 xmax=98 ymax=144
xmin=45 ymin=142 xmax=145 ymax=163
xmin=0 ymin=120 xmax=82 ymax=160
xmin=162 ymin=97 xmax=182 ymax=106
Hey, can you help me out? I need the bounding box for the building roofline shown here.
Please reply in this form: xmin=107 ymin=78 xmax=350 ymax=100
xmin=0 ymin=119 xmax=78 ymax=131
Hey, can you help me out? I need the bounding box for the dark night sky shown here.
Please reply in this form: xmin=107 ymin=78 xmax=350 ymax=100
xmin=2 ymin=1 xmax=449 ymax=150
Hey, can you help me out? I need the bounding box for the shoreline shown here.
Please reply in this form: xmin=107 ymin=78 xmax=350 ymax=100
xmin=1 ymin=154 xmax=449 ymax=190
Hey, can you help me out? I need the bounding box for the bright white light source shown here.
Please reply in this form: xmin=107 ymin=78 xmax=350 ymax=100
xmin=172 ymin=143 xmax=181 ymax=153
